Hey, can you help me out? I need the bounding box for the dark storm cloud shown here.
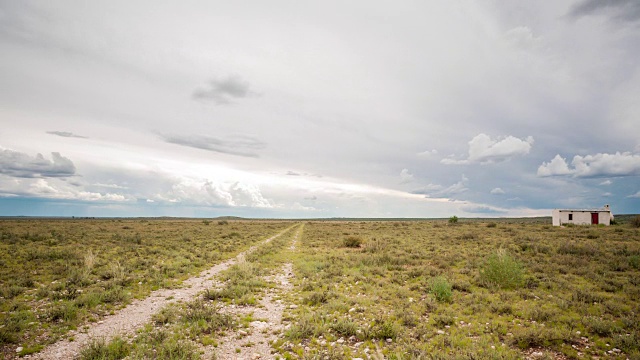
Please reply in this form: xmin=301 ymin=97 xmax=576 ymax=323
xmin=0 ymin=149 xmax=76 ymax=178
xmin=192 ymin=76 xmax=259 ymax=105
xmin=568 ymin=0 xmax=640 ymax=22
xmin=46 ymin=131 xmax=88 ymax=139
xmin=163 ymin=134 xmax=266 ymax=158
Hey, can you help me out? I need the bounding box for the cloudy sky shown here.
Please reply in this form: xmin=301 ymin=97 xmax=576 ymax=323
xmin=1 ymin=0 xmax=639 ymax=218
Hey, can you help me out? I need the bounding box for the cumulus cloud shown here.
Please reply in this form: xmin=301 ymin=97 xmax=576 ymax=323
xmin=490 ymin=187 xmax=505 ymax=194
xmin=162 ymin=178 xmax=272 ymax=208
xmin=399 ymin=168 xmax=414 ymax=183
xmin=417 ymin=149 xmax=438 ymax=157
xmin=46 ymin=131 xmax=88 ymax=139
xmin=538 ymin=152 xmax=640 ymax=177
xmin=192 ymin=76 xmax=258 ymax=105
xmin=164 ymin=134 xmax=266 ymax=157
xmin=0 ymin=177 xmax=129 ymax=202
xmin=567 ymin=0 xmax=640 ymax=22
xmin=441 ymin=134 xmax=534 ymax=165
xmin=628 ymin=191 xmax=640 ymax=198
xmin=0 ymin=149 xmax=76 ymax=178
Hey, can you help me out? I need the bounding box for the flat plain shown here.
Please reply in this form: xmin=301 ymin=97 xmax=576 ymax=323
xmin=1 ymin=218 xmax=639 ymax=359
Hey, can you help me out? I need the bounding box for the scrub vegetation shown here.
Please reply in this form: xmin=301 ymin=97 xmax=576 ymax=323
xmin=0 ymin=218 xmax=292 ymax=357
xmin=276 ymin=220 xmax=640 ymax=359
xmin=2 ymin=218 xmax=640 ymax=359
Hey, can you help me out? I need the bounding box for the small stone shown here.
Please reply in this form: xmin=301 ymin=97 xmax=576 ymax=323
xmin=289 ymin=304 xmax=298 ymax=309
xmin=252 ymin=353 xmax=261 ymax=359
xmin=531 ymin=351 xmax=544 ymax=358
xmin=16 ymin=347 xmax=23 ymax=353
xmin=386 ymin=338 xmax=393 ymax=343
xmin=337 ymin=338 xmax=345 ymax=344
xmin=437 ymin=330 xmax=445 ymax=335
xmin=348 ymin=308 xmax=356 ymax=313
xmin=239 ymin=330 xmax=248 ymax=336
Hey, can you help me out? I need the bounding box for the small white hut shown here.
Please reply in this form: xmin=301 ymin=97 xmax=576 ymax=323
xmin=552 ymin=204 xmax=613 ymax=226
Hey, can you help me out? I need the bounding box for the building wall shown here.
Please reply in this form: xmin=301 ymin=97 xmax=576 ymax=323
xmin=552 ymin=210 xmax=611 ymax=226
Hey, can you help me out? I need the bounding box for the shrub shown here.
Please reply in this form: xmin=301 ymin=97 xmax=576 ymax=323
xmin=448 ymin=216 xmax=459 ymax=224
xmin=486 ymin=222 xmax=497 ymax=228
xmin=429 ymin=276 xmax=453 ymax=302
xmin=479 ymin=249 xmax=524 ymax=289
xmin=343 ymin=236 xmax=363 ymax=248
xmin=330 ymin=319 xmax=358 ymax=337
xmin=79 ymin=337 xmax=130 ymax=360
xmin=373 ymin=320 xmax=399 ymax=340
xmin=631 ymin=215 xmax=640 ymax=228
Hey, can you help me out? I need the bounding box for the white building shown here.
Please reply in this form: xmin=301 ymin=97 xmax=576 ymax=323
xmin=552 ymin=204 xmax=613 ymax=226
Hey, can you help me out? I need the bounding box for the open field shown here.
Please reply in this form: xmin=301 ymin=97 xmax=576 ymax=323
xmin=0 ymin=219 xmax=293 ymax=357
xmin=1 ymin=218 xmax=640 ymax=359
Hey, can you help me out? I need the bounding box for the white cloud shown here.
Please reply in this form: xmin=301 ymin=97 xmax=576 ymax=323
xmin=602 ymin=192 xmax=612 ymax=197
xmin=1 ymin=178 xmax=131 ymax=202
xmin=538 ymin=152 xmax=640 ymax=177
xmin=399 ymin=168 xmax=414 ymax=183
xmin=490 ymin=187 xmax=505 ymax=194
xmin=441 ymin=134 xmax=534 ymax=165
xmin=417 ymin=149 xmax=438 ymax=157
xmin=628 ymin=191 xmax=640 ymax=198
xmin=160 ymin=178 xmax=273 ymax=208
xmin=537 ymin=155 xmax=573 ymax=176
xmin=599 ymin=180 xmax=612 ymax=186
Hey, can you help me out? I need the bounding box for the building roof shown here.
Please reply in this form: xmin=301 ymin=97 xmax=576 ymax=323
xmin=556 ymin=208 xmax=610 ymax=212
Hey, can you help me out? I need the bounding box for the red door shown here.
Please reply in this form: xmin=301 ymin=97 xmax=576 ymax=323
xmin=591 ymin=213 xmax=599 ymax=225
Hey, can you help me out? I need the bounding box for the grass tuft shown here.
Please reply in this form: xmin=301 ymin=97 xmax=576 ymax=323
xmin=479 ymin=249 xmax=524 ymax=289
xmin=429 ymin=276 xmax=453 ymax=302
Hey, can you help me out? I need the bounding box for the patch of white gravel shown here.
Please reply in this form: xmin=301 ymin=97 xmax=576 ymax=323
xmin=205 ymin=227 xmax=299 ymax=360
xmin=30 ymin=227 xmax=294 ymax=360
xmin=206 ymin=263 xmax=293 ymax=360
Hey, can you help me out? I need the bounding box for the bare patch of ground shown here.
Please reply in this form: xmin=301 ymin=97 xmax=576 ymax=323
xmin=204 ymin=227 xmax=299 ymax=360
xmin=206 ymin=263 xmax=293 ymax=360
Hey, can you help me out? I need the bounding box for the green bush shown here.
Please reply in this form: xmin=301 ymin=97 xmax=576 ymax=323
xmin=79 ymin=337 xmax=130 ymax=360
xmin=480 ymin=250 xmax=524 ymax=289
xmin=631 ymin=215 xmax=640 ymax=228
xmin=429 ymin=276 xmax=453 ymax=302
xmin=448 ymin=216 xmax=459 ymax=224
xmin=343 ymin=236 xmax=363 ymax=248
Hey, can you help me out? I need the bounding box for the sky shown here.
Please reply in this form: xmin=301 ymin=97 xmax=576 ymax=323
xmin=0 ymin=0 xmax=639 ymax=218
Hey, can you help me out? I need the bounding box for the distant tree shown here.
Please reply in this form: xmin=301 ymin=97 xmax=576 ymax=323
xmin=448 ymin=216 xmax=459 ymax=224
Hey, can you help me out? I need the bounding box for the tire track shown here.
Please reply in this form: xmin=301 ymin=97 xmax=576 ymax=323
xmin=32 ymin=225 xmax=297 ymax=360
